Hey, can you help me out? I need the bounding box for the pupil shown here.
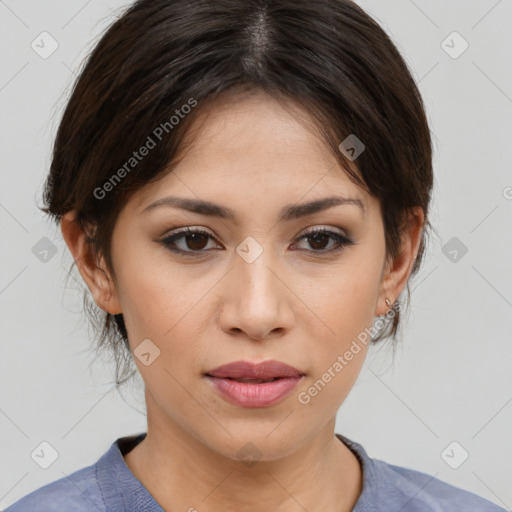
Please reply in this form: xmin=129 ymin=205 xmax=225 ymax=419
xmin=309 ymin=233 xmax=328 ymax=250
xmin=187 ymin=233 xmax=208 ymax=250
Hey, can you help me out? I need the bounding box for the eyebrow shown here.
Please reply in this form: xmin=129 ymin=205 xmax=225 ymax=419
xmin=142 ymin=195 xmax=366 ymax=221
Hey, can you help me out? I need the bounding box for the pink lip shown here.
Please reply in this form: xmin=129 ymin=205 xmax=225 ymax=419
xmin=205 ymin=359 xmax=304 ymax=379
xmin=205 ymin=376 xmax=304 ymax=407
xmin=204 ymin=360 xmax=305 ymax=408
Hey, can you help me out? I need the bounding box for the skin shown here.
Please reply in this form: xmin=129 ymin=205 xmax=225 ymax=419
xmin=61 ymin=90 xmax=424 ymax=512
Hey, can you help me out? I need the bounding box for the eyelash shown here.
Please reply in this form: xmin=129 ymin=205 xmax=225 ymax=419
xmin=160 ymin=226 xmax=354 ymax=257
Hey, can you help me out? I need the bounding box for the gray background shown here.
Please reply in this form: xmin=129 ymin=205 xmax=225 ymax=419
xmin=1 ymin=0 xmax=511 ymax=509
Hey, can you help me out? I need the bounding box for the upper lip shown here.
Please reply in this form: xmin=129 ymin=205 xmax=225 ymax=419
xmin=205 ymin=360 xmax=304 ymax=379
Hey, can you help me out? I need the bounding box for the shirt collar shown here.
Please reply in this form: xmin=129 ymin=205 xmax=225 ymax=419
xmin=96 ymin=432 xmax=164 ymax=511
xmin=96 ymin=432 xmax=377 ymax=511
xmin=335 ymin=433 xmax=378 ymax=511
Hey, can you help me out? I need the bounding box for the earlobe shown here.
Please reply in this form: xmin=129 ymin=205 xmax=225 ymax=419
xmin=60 ymin=211 xmax=122 ymax=315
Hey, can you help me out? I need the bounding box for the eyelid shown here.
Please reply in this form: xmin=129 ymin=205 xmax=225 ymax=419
xmin=297 ymin=225 xmax=348 ymax=237
xmin=163 ymin=225 xmax=214 ymax=236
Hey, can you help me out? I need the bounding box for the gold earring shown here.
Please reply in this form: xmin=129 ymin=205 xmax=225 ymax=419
xmin=385 ymin=297 xmax=392 ymax=308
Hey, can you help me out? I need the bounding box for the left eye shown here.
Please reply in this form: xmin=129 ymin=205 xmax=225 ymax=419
xmin=160 ymin=227 xmax=353 ymax=255
xmin=293 ymin=228 xmax=353 ymax=253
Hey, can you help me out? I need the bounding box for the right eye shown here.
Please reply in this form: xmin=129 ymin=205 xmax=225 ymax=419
xmin=160 ymin=227 xmax=222 ymax=256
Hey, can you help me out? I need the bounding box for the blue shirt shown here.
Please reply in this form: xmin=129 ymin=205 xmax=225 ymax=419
xmin=5 ymin=432 xmax=507 ymax=511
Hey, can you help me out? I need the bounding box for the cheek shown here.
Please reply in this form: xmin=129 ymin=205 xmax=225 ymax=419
xmin=304 ymin=262 xmax=381 ymax=337
xmin=112 ymin=243 xmax=185 ymax=337
xmin=115 ymin=262 xmax=210 ymax=376
xmin=296 ymin=254 xmax=382 ymax=389
xmin=334 ymin=244 xmax=384 ymax=320
xmin=297 ymin=285 xmax=372 ymax=415
xmin=294 ymin=328 xmax=369 ymax=424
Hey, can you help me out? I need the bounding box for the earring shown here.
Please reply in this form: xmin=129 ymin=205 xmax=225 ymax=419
xmin=385 ymin=297 xmax=392 ymax=308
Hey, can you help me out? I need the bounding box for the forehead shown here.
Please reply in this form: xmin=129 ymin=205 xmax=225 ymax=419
xmin=130 ymin=91 xmax=373 ymax=217
xmin=175 ymin=90 xmax=335 ymax=170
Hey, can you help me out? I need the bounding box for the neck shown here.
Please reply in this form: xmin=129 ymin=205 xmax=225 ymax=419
xmin=123 ymin=398 xmax=362 ymax=512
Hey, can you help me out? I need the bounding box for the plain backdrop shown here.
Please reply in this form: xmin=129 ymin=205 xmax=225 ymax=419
xmin=1 ymin=0 xmax=511 ymax=509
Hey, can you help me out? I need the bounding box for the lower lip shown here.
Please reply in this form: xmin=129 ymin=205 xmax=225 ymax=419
xmin=205 ymin=376 xmax=304 ymax=407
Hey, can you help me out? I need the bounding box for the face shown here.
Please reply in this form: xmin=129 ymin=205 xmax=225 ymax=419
xmin=71 ymin=91 xmax=414 ymax=462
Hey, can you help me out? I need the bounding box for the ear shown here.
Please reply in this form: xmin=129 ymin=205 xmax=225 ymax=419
xmin=375 ymin=206 xmax=424 ymax=316
xmin=60 ymin=211 xmax=122 ymax=315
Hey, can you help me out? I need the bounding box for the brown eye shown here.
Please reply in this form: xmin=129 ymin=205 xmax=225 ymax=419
xmin=307 ymin=232 xmax=331 ymax=250
xmin=183 ymin=232 xmax=209 ymax=251
xmin=161 ymin=227 xmax=221 ymax=255
xmin=293 ymin=228 xmax=353 ymax=254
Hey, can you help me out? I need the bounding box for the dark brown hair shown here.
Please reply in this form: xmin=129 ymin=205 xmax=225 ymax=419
xmin=41 ymin=0 xmax=435 ymax=387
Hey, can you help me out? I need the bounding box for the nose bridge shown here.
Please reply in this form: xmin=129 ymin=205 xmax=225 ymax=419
xmin=235 ymin=237 xmax=280 ymax=307
xmin=221 ymin=236 xmax=293 ymax=338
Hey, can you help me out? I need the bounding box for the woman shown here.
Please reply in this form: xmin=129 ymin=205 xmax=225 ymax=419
xmin=6 ymin=0 xmax=507 ymax=510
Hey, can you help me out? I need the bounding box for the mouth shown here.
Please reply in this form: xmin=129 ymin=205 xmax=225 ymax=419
xmin=203 ymin=360 xmax=305 ymax=408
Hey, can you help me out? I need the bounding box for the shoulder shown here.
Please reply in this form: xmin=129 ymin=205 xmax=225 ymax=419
xmin=337 ymin=434 xmax=507 ymax=512
xmin=371 ymin=458 xmax=507 ymax=511
xmin=4 ymin=464 xmax=105 ymax=512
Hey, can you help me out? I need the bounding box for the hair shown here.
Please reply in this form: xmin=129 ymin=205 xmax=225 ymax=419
xmin=40 ymin=0 xmax=436 ymax=388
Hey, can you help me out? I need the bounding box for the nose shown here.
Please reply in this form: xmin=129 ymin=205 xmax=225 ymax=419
xmin=218 ymin=246 xmax=295 ymax=341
